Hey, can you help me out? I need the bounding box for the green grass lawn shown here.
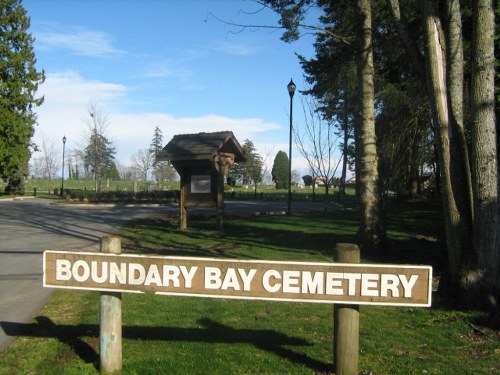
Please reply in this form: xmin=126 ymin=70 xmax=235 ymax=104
xmin=0 ymin=178 xmax=171 ymax=197
xmin=0 ymin=200 xmax=498 ymax=374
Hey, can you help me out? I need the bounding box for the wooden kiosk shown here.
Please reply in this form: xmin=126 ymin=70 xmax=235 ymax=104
xmin=156 ymin=131 xmax=246 ymax=230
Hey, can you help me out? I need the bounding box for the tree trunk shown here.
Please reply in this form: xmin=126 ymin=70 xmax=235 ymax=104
xmin=356 ymin=0 xmax=384 ymax=254
xmin=446 ymin=0 xmax=474 ymax=222
xmin=324 ymin=183 xmax=329 ymax=212
xmin=469 ymin=0 xmax=499 ymax=309
xmin=420 ymin=0 xmax=472 ymax=300
xmin=340 ymin=108 xmax=349 ymax=196
xmin=386 ymin=0 xmax=426 ymax=81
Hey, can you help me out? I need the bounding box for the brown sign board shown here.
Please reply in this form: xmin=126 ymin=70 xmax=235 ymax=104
xmin=43 ymin=251 xmax=432 ymax=307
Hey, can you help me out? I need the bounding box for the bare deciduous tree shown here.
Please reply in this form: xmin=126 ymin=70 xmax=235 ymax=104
xmin=30 ymin=132 xmax=59 ymax=180
xmin=130 ymin=148 xmax=154 ymax=181
xmin=294 ymin=96 xmax=341 ymax=211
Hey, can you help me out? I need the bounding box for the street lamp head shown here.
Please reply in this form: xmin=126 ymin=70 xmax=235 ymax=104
xmin=62 ymin=135 xmax=67 ymax=144
xmin=287 ymin=78 xmax=296 ymax=98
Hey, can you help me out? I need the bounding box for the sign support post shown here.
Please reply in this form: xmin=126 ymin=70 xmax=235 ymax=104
xmin=334 ymin=243 xmax=360 ymax=375
xmin=99 ymin=236 xmax=122 ymax=374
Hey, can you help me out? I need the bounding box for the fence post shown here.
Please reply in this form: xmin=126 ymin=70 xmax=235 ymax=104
xmin=334 ymin=243 xmax=360 ymax=375
xmin=100 ymin=236 xmax=122 ymax=374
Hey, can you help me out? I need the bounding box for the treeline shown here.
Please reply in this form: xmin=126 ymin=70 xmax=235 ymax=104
xmin=261 ymin=1 xmax=498 ymax=310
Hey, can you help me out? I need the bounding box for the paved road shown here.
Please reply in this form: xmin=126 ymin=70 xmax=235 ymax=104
xmin=0 ymin=197 xmax=327 ymax=352
xmin=0 ymin=198 xmax=180 ymax=352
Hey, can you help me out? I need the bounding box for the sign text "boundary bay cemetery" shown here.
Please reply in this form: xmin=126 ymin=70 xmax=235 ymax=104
xmin=43 ymin=251 xmax=432 ymax=307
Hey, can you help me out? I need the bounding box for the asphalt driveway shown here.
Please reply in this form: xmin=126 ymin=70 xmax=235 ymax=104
xmin=0 ymin=198 xmax=177 ymax=351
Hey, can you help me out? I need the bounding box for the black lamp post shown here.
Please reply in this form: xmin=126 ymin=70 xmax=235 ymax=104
xmin=287 ymin=78 xmax=296 ymax=215
xmin=60 ymin=135 xmax=66 ymax=196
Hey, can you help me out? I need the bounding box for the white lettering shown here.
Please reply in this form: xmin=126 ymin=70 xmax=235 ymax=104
xmin=91 ymin=261 xmax=108 ymax=283
xmin=283 ymin=270 xmax=300 ymax=293
xmin=221 ymin=268 xmax=240 ymax=290
xmin=238 ymin=268 xmax=256 ymax=291
xmin=380 ymin=274 xmax=400 ymax=297
xmin=205 ymin=267 xmax=222 ymax=289
xmin=56 ymin=259 xmax=72 ymax=281
xmin=361 ymin=273 xmax=379 ymax=297
xmin=399 ymin=274 xmax=418 ymax=298
xmin=180 ymin=266 xmax=198 ymax=288
xmin=72 ymin=260 xmax=90 ymax=282
xmin=128 ymin=263 xmax=145 ymax=285
xmin=326 ymin=272 xmax=344 ymax=295
xmin=262 ymin=269 xmax=281 ymax=292
xmin=144 ymin=264 xmax=162 ymax=286
xmin=163 ymin=265 xmax=180 ymax=287
xmin=110 ymin=262 xmax=126 ymax=284
xmin=302 ymin=271 xmax=324 ymax=294
xmin=344 ymin=273 xmax=361 ymax=296
xmin=47 ymin=255 xmax=427 ymax=305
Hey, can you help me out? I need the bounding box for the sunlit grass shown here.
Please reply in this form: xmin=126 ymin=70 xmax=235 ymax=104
xmin=0 ymin=200 xmax=498 ymax=374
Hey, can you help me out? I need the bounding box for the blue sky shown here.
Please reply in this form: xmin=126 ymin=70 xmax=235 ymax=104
xmin=24 ymin=0 xmax=320 ymax=176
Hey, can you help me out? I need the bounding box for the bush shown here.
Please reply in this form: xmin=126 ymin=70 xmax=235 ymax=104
xmin=65 ymin=189 xmax=179 ymax=203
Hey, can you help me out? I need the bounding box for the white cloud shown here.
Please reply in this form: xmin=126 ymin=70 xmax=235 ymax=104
xmin=40 ymin=71 xmax=127 ymax=106
xmin=214 ymin=40 xmax=262 ymax=56
xmin=107 ymin=112 xmax=281 ymax=163
xmin=37 ymin=26 xmax=122 ymax=57
xmin=142 ymin=60 xmax=202 ymax=91
xmin=32 ymin=72 xmax=281 ymax=167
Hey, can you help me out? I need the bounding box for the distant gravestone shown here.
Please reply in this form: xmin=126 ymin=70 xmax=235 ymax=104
xmin=156 ymin=131 xmax=246 ymax=230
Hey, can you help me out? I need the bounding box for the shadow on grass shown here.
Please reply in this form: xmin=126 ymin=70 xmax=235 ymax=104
xmin=121 ymin=204 xmax=446 ymax=275
xmin=1 ymin=316 xmax=332 ymax=373
xmin=121 ymin=210 xmax=361 ymax=261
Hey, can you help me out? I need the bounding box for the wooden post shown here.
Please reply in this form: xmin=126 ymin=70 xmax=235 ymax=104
xmin=334 ymin=243 xmax=360 ymax=375
xmin=100 ymin=236 xmax=122 ymax=374
xmin=216 ymin=158 xmax=225 ymax=232
xmin=179 ymin=172 xmax=187 ymax=230
xmin=214 ymin=152 xmax=234 ymax=233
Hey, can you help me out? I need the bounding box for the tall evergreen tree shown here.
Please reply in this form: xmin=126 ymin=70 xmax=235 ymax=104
xmin=149 ymin=126 xmax=164 ymax=156
xmin=84 ymin=131 xmax=116 ymax=189
xmin=149 ymin=126 xmax=175 ymax=185
xmin=240 ymin=139 xmax=264 ymax=197
xmin=266 ymin=0 xmax=386 ymax=251
xmin=84 ymin=105 xmax=116 ymax=191
xmin=240 ymin=139 xmax=259 ymax=185
xmin=271 ymin=150 xmax=289 ymax=189
xmin=228 ymin=139 xmax=264 ymax=190
xmin=0 ymin=0 xmax=45 ymax=193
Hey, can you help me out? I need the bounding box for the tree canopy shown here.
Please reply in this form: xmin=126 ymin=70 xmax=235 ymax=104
xmin=228 ymin=139 xmax=264 ymax=190
xmin=264 ymin=0 xmax=498 ymax=309
xmin=149 ymin=126 xmax=175 ymax=185
xmin=84 ymin=105 xmax=116 ymax=191
xmin=271 ymin=150 xmax=289 ymax=189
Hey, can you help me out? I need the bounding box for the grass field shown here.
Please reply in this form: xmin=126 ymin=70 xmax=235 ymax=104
xmin=0 ymin=198 xmax=498 ymax=374
xmin=0 ymin=178 xmax=172 ymax=196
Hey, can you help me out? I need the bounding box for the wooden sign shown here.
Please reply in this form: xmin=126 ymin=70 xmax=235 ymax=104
xmin=43 ymin=251 xmax=432 ymax=307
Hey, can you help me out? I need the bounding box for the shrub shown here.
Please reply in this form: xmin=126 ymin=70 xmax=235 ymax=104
xmin=65 ymin=189 xmax=179 ymax=203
